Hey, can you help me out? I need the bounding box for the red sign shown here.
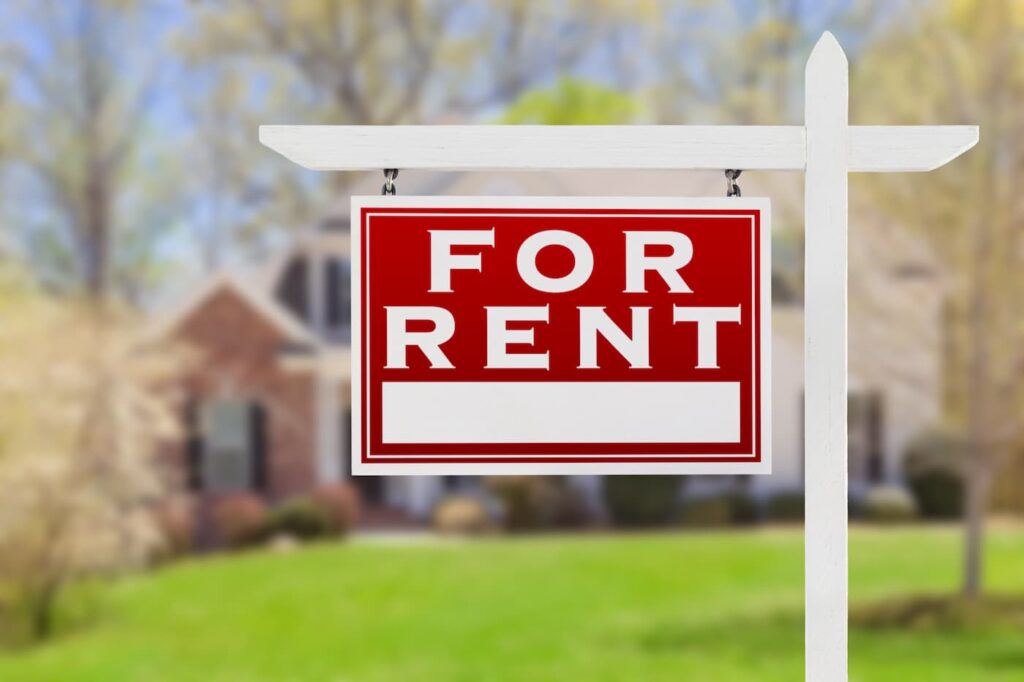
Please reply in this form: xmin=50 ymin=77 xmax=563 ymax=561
xmin=352 ymin=197 xmax=770 ymax=475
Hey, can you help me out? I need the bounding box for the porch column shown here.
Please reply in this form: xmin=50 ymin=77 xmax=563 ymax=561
xmin=315 ymin=374 xmax=342 ymax=483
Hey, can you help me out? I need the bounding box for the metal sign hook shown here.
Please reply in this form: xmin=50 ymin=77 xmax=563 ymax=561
xmin=382 ymin=168 xmax=399 ymax=195
xmin=725 ymin=169 xmax=742 ymax=197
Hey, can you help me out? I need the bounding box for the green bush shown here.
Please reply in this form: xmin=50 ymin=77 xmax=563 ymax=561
xmin=907 ymin=471 xmax=964 ymax=519
xmin=725 ymin=491 xmax=759 ymax=525
xmin=267 ymin=497 xmax=331 ymax=541
xmin=903 ymin=431 xmax=966 ymax=519
xmin=679 ymin=496 xmax=733 ymax=527
xmin=602 ymin=476 xmax=681 ymax=527
xmin=862 ymin=486 xmax=918 ymax=524
xmin=486 ymin=476 xmax=591 ymax=531
xmin=432 ymin=495 xmax=494 ymax=535
xmin=766 ymin=491 xmax=804 ymax=521
xmin=486 ymin=476 xmax=554 ymax=530
xmin=852 ymin=594 xmax=1024 ymax=631
xmin=679 ymin=492 xmax=759 ymax=527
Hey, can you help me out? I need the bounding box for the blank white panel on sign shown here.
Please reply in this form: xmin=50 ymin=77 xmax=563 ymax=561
xmin=381 ymin=381 xmax=740 ymax=445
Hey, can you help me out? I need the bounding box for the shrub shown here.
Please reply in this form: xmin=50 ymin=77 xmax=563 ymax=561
xmin=212 ymin=494 xmax=269 ymax=549
xmin=602 ymin=476 xmax=681 ymax=527
xmin=766 ymin=491 xmax=804 ymax=521
xmin=907 ymin=470 xmax=964 ymax=519
xmin=311 ymin=484 xmax=361 ymax=536
xmin=862 ymin=486 xmax=918 ymax=524
xmin=679 ymin=491 xmax=759 ymax=527
xmin=152 ymin=497 xmax=196 ymax=559
xmin=725 ymin=491 xmax=759 ymax=525
xmin=550 ymin=486 xmax=592 ymax=529
xmin=852 ymin=594 xmax=1024 ymax=631
xmin=486 ymin=477 xmax=550 ymax=530
xmin=432 ymin=495 xmax=493 ymax=535
xmin=267 ymin=497 xmax=331 ymax=541
xmin=903 ymin=431 xmax=966 ymax=519
xmin=486 ymin=477 xmax=591 ymax=531
xmin=0 ymin=271 xmax=186 ymax=641
xmin=679 ymin=496 xmax=733 ymax=527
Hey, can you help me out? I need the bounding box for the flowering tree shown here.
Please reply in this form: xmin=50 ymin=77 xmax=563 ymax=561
xmin=0 ymin=265 xmax=184 ymax=640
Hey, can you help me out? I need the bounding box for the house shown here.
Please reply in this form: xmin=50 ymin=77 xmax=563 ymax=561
xmin=157 ymin=169 xmax=944 ymax=525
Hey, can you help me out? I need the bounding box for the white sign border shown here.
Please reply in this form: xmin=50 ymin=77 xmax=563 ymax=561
xmin=351 ymin=195 xmax=771 ymax=476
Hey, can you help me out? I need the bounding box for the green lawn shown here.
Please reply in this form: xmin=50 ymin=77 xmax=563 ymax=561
xmin=1 ymin=526 xmax=1023 ymax=681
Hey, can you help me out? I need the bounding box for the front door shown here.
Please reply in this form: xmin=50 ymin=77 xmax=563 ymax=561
xmin=343 ymin=408 xmax=386 ymax=505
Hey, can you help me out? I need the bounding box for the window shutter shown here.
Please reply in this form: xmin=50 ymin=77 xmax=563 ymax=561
xmin=250 ymin=403 xmax=267 ymax=492
xmin=866 ymin=392 xmax=885 ymax=483
xmin=184 ymin=399 xmax=203 ymax=491
xmin=325 ymin=258 xmax=351 ymax=332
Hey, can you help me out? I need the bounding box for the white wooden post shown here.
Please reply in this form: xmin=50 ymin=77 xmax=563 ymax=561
xmin=804 ymin=33 xmax=849 ymax=681
xmin=259 ymin=31 xmax=977 ymax=681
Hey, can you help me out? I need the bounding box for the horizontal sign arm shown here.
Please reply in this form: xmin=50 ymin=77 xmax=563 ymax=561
xmin=260 ymin=124 xmax=977 ymax=173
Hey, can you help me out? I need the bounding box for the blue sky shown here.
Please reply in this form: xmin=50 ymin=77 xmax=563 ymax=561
xmin=0 ymin=0 xmax=894 ymax=303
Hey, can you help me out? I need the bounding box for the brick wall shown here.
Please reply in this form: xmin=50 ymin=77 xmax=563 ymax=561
xmin=165 ymin=286 xmax=317 ymax=501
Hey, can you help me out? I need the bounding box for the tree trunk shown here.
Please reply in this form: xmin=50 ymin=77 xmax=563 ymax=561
xmin=961 ymin=147 xmax=994 ymax=596
xmin=961 ymin=461 xmax=990 ymax=598
xmin=83 ymin=163 xmax=110 ymax=299
xmin=29 ymin=581 xmax=59 ymax=641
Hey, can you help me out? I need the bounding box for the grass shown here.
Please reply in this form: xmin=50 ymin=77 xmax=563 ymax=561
xmin=0 ymin=526 xmax=1022 ymax=681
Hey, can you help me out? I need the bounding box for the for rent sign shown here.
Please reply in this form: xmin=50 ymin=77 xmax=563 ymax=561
xmin=351 ymin=197 xmax=770 ymax=475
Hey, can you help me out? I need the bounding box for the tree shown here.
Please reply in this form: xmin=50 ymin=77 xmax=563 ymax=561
xmin=645 ymin=0 xmax=893 ymax=274
xmin=1 ymin=0 xmax=177 ymax=300
xmin=649 ymin=0 xmax=892 ymax=126
xmin=501 ymin=77 xmax=641 ymax=125
xmin=853 ymin=0 xmax=1024 ymax=597
xmin=0 ymin=263 xmax=184 ymax=640
xmin=178 ymin=67 xmax=268 ymax=272
xmin=176 ymin=0 xmax=644 ymax=241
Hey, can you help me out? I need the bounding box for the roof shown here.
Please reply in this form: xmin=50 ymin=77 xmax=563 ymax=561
xmin=150 ymin=270 xmax=318 ymax=347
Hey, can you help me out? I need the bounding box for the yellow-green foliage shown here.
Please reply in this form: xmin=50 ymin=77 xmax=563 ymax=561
xmin=0 ymin=264 xmax=186 ymax=640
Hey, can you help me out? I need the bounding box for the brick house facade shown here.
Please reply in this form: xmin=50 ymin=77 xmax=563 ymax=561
xmin=167 ymin=285 xmax=319 ymax=501
xmin=157 ymin=170 xmax=944 ymax=528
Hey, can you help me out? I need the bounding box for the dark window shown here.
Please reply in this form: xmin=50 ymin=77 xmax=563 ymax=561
xmin=849 ymin=391 xmax=885 ymax=484
xmin=865 ymin=394 xmax=885 ymax=483
xmin=340 ymin=407 xmax=351 ymax=474
xmin=799 ymin=391 xmax=805 ymax=477
xmin=325 ymin=257 xmax=351 ymax=332
xmin=251 ymin=403 xmax=267 ymax=491
xmin=799 ymin=390 xmax=885 ymax=484
xmin=345 ymin=407 xmax=385 ymax=505
xmin=772 ymin=271 xmax=800 ymax=304
xmin=276 ymin=257 xmax=310 ymax=323
xmin=355 ymin=476 xmax=386 ymax=505
xmin=190 ymin=399 xmax=267 ymax=494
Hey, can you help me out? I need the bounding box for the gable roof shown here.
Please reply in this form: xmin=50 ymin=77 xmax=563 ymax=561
xmin=151 ymin=270 xmax=318 ymax=346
